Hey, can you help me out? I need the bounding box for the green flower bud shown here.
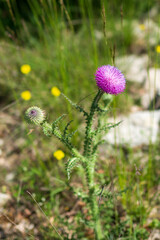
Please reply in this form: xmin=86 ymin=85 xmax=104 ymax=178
xmin=25 ymin=106 xmax=45 ymax=125
xmin=42 ymin=122 xmax=52 ymax=137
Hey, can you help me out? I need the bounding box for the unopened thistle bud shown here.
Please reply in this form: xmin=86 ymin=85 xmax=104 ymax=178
xmin=42 ymin=122 xmax=52 ymax=137
xmin=25 ymin=106 xmax=45 ymax=125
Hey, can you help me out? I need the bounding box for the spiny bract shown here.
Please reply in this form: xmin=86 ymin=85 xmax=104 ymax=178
xmin=25 ymin=106 xmax=45 ymax=125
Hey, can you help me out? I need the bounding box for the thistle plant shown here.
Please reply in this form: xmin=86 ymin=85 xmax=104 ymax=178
xmin=24 ymin=65 xmax=126 ymax=240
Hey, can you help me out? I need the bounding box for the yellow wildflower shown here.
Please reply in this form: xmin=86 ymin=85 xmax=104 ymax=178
xmin=139 ymin=24 xmax=145 ymax=31
xmin=156 ymin=45 xmax=160 ymax=53
xmin=20 ymin=64 xmax=31 ymax=74
xmin=53 ymin=150 xmax=65 ymax=160
xmin=21 ymin=91 xmax=31 ymax=101
xmin=51 ymin=87 xmax=61 ymax=97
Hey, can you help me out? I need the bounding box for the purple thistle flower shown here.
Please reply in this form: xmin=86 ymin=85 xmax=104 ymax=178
xmin=95 ymin=65 xmax=126 ymax=95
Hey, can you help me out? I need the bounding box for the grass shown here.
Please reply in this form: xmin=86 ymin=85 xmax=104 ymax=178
xmin=0 ymin=0 xmax=160 ymax=239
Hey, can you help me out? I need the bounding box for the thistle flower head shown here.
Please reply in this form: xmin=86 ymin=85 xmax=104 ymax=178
xmin=25 ymin=106 xmax=45 ymax=125
xmin=95 ymin=65 xmax=126 ymax=95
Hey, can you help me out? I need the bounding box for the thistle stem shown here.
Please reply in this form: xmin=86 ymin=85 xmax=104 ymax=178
xmin=84 ymin=161 xmax=103 ymax=240
xmin=83 ymin=90 xmax=104 ymax=239
xmin=90 ymin=191 xmax=104 ymax=240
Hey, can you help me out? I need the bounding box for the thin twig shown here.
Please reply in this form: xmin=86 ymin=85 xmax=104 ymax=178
xmin=6 ymin=0 xmax=15 ymax=23
xmin=101 ymin=2 xmax=107 ymax=46
xmin=26 ymin=191 xmax=63 ymax=240
xmin=0 ymin=100 xmax=18 ymax=112
xmin=59 ymin=0 xmax=74 ymax=32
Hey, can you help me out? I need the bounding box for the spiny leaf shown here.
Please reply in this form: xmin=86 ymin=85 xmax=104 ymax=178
xmin=67 ymin=129 xmax=78 ymax=139
xmin=52 ymin=114 xmax=66 ymax=129
xmin=61 ymin=93 xmax=88 ymax=117
xmin=104 ymin=121 xmax=122 ymax=130
xmin=63 ymin=120 xmax=73 ymax=138
xmin=96 ymin=106 xmax=109 ymax=113
xmin=96 ymin=121 xmax=122 ymax=134
xmin=66 ymin=157 xmax=80 ymax=180
xmin=92 ymin=140 xmax=106 ymax=154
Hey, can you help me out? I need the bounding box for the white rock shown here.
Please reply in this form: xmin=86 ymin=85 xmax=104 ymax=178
xmin=132 ymin=19 xmax=160 ymax=47
xmin=0 ymin=193 xmax=11 ymax=207
xmin=116 ymin=55 xmax=160 ymax=108
xmin=116 ymin=54 xmax=148 ymax=84
xmin=132 ymin=20 xmax=146 ymax=41
xmin=144 ymin=19 xmax=160 ymax=47
xmin=141 ymin=68 xmax=160 ymax=108
xmin=104 ymin=110 xmax=160 ymax=147
xmin=16 ymin=219 xmax=34 ymax=233
xmin=5 ymin=173 xmax=15 ymax=182
xmin=148 ymin=230 xmax=160 ymax=240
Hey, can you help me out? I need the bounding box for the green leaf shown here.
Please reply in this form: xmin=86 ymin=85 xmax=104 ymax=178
xmin=63 ymin=120 xmax=73 ymax=138
xmin=96 ymin=121 xmax=122 ymax=134
xmin=61 ymin=93 xmax=88 ymax=117
xmin=92 ymin=140 xmax=106 ymax=154
xmin=96 ymin=106 xmax=109 ymax=113
xmin=67 ymin=129 xmax=78 ymax=139
xmin=50 ymin=187 xmax=66 ymax=197
xmin=66 ymin=157 xmax=80 ymax=180
xmin=52 ymin=114 xmax=66 ymax=129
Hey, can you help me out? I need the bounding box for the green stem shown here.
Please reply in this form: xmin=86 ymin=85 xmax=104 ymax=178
xmin=83 ymin=90 xmax=104 ymax=239
xmin=90 ymin=192 xmax=104 ymax=240
xmin=85 ymin=161 xmax=103 ymax=240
